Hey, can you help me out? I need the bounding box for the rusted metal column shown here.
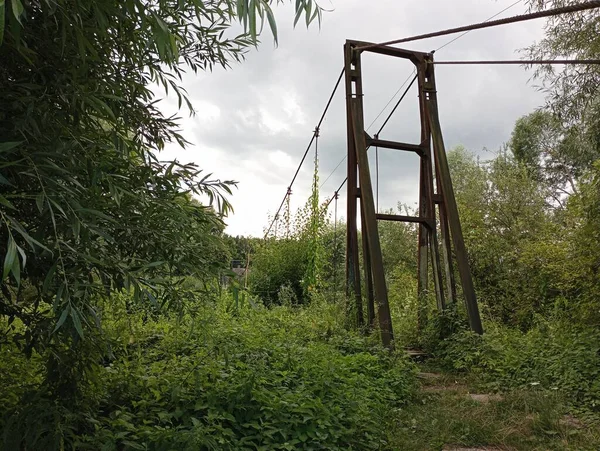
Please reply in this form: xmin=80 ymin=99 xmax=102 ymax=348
xmin=424 ymin=56 xmax=483 ymax=334
xmin=417 ymin=61 xmax=445 ymax=312
xmin=361 ymin=206 xmax=376 ymax=327
xmin=350 ymin=96 xmax=394 ymax=347
xmin=344 ymin=43 xmax=364 ymax=327
xmin=437 ymin=190 xmax=458 ymax=305
xmin=416 ymin=161 xmax=429 ymax=330
xmin=416 ymin=62 xmax=431 ymax=330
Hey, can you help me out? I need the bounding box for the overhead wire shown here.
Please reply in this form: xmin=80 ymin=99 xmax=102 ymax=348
xmin=434 ymin=59 xmax=600 ymax=65
xmin=367 ymin=0 xmax=523 ymax=205
xmin=370 ymin=0 xmax=525 ymax=140
xmin=324 ymin=176 xmax=348 ymax=209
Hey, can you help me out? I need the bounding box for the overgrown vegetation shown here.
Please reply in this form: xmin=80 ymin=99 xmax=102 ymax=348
xmin=1 ymin=297 xmax=417 ymax=449
xmin=1 ymin=0 xmax=600 ymax=449
xmin=435 ymin=322 xmax=600 ymax=413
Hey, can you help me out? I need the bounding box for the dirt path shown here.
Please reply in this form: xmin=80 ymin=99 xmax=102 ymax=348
xmin=386 ymin=364 xmax=599 ymax=450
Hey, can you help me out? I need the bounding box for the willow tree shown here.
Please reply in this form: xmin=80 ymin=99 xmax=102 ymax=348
xmin=0 ymin=0 xmax=322 ymax=380
xmin=524 ymin=0 xmax=600 ymax=174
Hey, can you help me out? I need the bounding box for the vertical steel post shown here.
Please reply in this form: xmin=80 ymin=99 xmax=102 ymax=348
xmin=344 ymin=43 xmax=364 ymax=327
xmin=424 ymin=57 xmax=483 ymax=334
xmin=437 ymin=186 xmax=458 ymax=305
xmin=349 ymin=78 xmax=394 ymax=346
xmin=361 ymin=207 xmax=376 ymax=327
xmin=416 ymin=158 xmax=429 ymax=330
xmin=417 ymin=62 xmax=446 ymax=312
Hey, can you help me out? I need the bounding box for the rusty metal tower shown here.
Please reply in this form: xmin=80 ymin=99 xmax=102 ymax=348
xmin=344 ymin=40 xmax=483 ymax=347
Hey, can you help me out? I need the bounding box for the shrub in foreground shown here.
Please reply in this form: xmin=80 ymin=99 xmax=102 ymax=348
xmin=1 ymin=300 xmax=417 ymax=450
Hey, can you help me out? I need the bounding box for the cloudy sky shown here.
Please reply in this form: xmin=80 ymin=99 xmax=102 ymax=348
xmin=160 ymin=0 xmax=548 ymax=237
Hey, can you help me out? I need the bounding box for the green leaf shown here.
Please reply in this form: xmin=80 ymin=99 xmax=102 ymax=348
xmin=86 ymin=95 xmax=116 ymax=121
xmin=0 ymin=172 xmax=12 ymax=186
xmin=72 ymin=218 xmax=80 ymax=239
xmin=293 ymin=4 xmax=303 ymax=28
xmin=87 ymin=305 xmax=101 ymax=329
xmin=53 ymin=305 xmax=71 ymax=333
xmin=305 ymin=1 xmax=312 ymax=28
xmin=48 ymin=198 xmax=67 ymax=218
xmin=264 ymin=3 xmax=277 ymax=45
xmin=145 ymin=289 xmax=158 ymax=308
xmin=15 ymin=243 xmax=25 ymax=269
xmin=249 ymin=0 xmax=256 ymax=40
xmin=35 ymin=192 xmax=44 ymax=213
xmin=309 ymin=5 xmax=319 ymax=26
xmin=42 ymin=261 xmax=58 ymax=293
xmin=7 ymin=216 xmax=51 ymax=252
xmin=154 ymin=14 xmax=169 ymax=34
xmin=71 ymin=308 xmax=84 ymax=338
xmin=0 ymin=194 xmax=15 ymax=209
xmin=169 ymin=33 xmax=178 ymax=58
xmin=10 ymin=0 xmax=22 ymax=24
xmin=77 ymin=208 xmax=116 ymax=222
xmin=10 ymin=254 xmax=19 ymax=285
xmin=237 ymin=0 xmax=247 ymax=31
xmin=3 ymin=236 xmax=16 ymax=280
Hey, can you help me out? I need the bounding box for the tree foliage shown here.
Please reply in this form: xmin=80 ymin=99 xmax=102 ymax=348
xmin=526 ymin=0 xmax=600 ymax=124
xmin=510 ymin=109 xmax=600 ymax=198
xmin=0 ymin=0 xmax=324 ymax=392
xmin=250 ymin=193 xmax=328 ymax=306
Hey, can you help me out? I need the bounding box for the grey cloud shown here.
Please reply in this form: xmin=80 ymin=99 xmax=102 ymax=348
xmin=163 ymin=0 xmax=547 ymax=236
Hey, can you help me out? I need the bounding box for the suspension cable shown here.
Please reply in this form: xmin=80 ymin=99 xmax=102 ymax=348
xmin=365 ymin=70 xmax=417 ymax=132
xmin=375 ymin=73 xmax=419 ymax=137
xmin=372 ymin=0 xmax=524 ymax=138
xmin=325 ymin=177 xmax=348 ymax=209
xmin=357 ymin=1 xmax=600 ymax=51
xmin=320 ymin=155 xmax=347 ymax=188
xmin=320 ymin=69 xmax=414 ymax=198
xmin=263 ymin=67 xmax=345 ymax=239
xmin=285 ymin=187 xmax=292 ymax=238
xmin=320 ymin=71 xmax=416 ymax=193
xmin=434 ymin=59 xmax=600 ymax=65
xmin=435 ymin=0 xmax=523 ymax=52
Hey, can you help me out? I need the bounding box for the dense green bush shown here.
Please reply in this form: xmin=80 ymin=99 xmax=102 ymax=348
xmin=1 ymin=297 xmax=417 ymax=450
xmin=249 ymin=238 xmax=310 ymax=306
xmin=434 ymin=320 xmax=600 ymax=413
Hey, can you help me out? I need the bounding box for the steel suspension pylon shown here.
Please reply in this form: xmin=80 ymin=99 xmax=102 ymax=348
xmin=344 ymin=40 xmax=483 ymax=347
